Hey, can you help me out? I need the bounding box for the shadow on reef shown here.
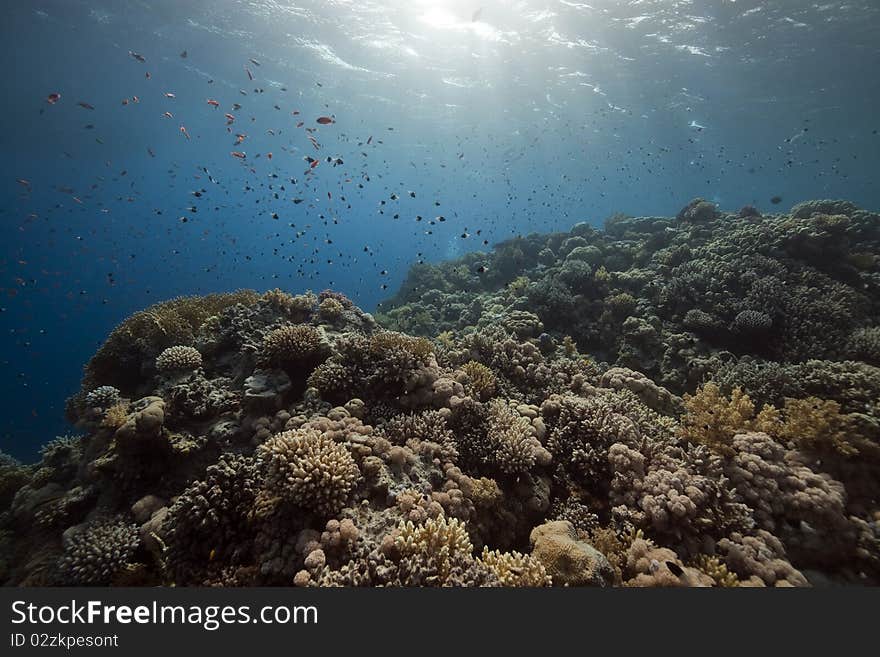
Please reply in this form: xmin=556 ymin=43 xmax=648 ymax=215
xmin=0 ymin=200 xmax=878 ymax=587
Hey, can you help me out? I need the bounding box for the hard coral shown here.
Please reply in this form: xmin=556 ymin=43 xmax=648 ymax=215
xmin=679 ymin=383 xmax=778 ymax=454
xmin=257 ymin=428 xmax=360 ymax=516
xmin=155 ymin=345 xmax=202 ymax=373
xmin=259 ymin=324 xmax=327 ymax=368
xmin=57 ymin=517 xmax=140 ymax=585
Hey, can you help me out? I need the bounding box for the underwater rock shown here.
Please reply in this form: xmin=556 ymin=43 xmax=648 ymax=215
xmin=244 ymin=368 xmax=292 ymax=411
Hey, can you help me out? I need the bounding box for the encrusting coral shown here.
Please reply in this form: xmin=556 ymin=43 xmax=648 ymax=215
xmin=3 ymin=198 xmax=880 ymax=588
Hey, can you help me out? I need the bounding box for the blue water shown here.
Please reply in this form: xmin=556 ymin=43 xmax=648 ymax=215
xmin=2 ymin=0 xmax=879 ymax=461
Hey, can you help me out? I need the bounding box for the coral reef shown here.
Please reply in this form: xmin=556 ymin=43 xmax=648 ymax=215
xmin=3 ymin=199 xmax=879 ymax=588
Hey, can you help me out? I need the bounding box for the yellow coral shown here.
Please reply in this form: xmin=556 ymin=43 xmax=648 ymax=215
xmin=777 ymin=397 xmax=857 ymax=456
xmin=263 ymin=289 xmax=317 ymax=317
xmin=480 ymin=547 xmax=551 ymax=586
xmin=679 ymin=383 xmax=781 ymax=454
xmin=507 ymin=276 xmax=530 ymax=296
xmin=460 ymin=361 xmax=497 ymax=401
xmin=369 ymin=332 xmax=434 ymax=361
xmin=679 ymin=384 xmax=756 ymax=453
xmin=435 ymin=331 xmax=455 ymax=348
xmin=101 ymin=403 xmax=129 ymax=430
xmin=692 ymin=554 xmax=740 ymax=587
xmin=318 ymin=297 xmax=344 ymax=320
xmin=395 ymin=517 xmax=472 ymax=581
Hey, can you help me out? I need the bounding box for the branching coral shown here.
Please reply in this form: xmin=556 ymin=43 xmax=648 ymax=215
xmin=57 ymin=517 xmax=140 ymax=585
xmin=678 ymin=383 xmax=778 ymax=454
xmin=257 ymin=428 xmax=361 ymax=515
xmin=776 ymin=397 xmax=858 ymax=456
xmin=459 ymin=361 xmax=497 ymax=401
xmin=156 ymin=345 xmax=203 ymax=373
xmin=259 ymin=324 xmax=327 ymax=368
xmin=486 ymin=400 xmax=551 ymax=474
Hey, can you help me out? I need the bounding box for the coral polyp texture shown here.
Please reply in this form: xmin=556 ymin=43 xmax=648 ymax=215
xmin=2 ymin=199 xmax=880 ymax=587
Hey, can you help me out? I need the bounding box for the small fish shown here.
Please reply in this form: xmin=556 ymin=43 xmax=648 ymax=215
xmin=121 ymin=98 xmax=129 ymax=105
xmin=234 ymin=133 xmax=246 ymax=145
xmin=367 ymin=135 xmax=372 ymax=145
xmin=46 ymin=92 xmax=61 ymax=104
xmin=164 ymin=92 xmax=176 ymax=98
xmin=316 ymin=116 xmax=334 ymax=125
xmin=163 ymin=111 xmax=174 ymax=118
xmin=77 ymin=101 xmax=95 ymax=110
xmin=180 ymin=50 xmax=188 ymax=58
xmin=245 ymin=66 xmax=254 ymax=81
xmin=180 ymin=125 xmax=190 ymax=140
xmin=129 ymin=50 xmax=146 ymax=63
xmin=770 ymin=195 xmax=783 ymax=204
xmin=16 ymin=179 xmax=31 ymax=188
xmin=225 ymin=113 xmax=236 ymax=125
xmin=206 ymin=99 xmax=219 ymax=107
xmin=232 ymin=103 xmax=242 ymax=110
xmin=231 ymin=151 xmax=246 ymax=158
xmin=665 ymin=561 xmax=684 ymax=577
xmin=145 ymin=71 xmax=151 ymax=79
xmin=249 ymin=58 xmax=261 ymax=66
xmin=132 ymin=96 xmax=140 ymax=103
xmin=472 ymin=7 xmax=483 ymax=22
xmin=147 ymin=148 xmax=155 ymax=157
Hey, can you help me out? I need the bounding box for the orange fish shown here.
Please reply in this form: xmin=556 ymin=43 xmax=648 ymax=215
xmin=46 ymin=92 xmax=61 ymax=104
xmin=225 ymin=113 xmax=235 ymax=125
xmin=267 ymin=152 xmax=272 ymax=160
xmin=207 ymin=99 xmax=219 ymax=107
xmin=234 ymin=133 xmax=246 ymax=145
xmin=231 ymin=151 xmax=246 ymax=158
xmin=180 ymin=125 xmax=191 ymax=140
xmin=316 ymin=116 xmax=334 ymax=124
xmin=310 ymin=159 xmax=318 ymax=169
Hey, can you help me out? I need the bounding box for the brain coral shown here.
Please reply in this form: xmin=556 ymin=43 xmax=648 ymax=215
xmin=257 ymin=428 xmax=361 ymax=515
xmin=155 ymin=345 xmax=203 ymax=372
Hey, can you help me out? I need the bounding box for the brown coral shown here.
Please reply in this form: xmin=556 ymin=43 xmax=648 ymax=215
xmin=257 ymin=428 xmax=361 ymax=515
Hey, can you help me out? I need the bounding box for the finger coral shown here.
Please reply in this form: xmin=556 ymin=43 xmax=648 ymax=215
xmin=155 ymin=345 xmax=203 ymax=372
xmin=257 ymin=428 xmax=360 ymax=516
xmin=57 ymin=517 xmax=140 ymax=585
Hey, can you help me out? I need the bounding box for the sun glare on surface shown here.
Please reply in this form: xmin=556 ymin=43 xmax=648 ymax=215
xmin=419 ymin=6 xmax=459 ymax=30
